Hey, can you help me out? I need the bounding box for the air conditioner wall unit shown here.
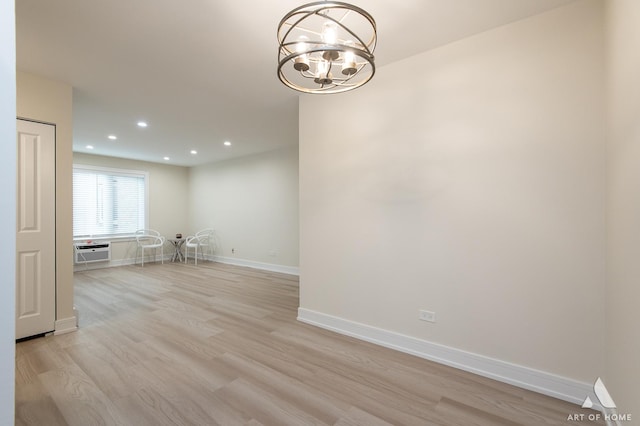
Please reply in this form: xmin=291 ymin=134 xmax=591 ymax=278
xmin=74 ymin=242 xmax=111 ymax=264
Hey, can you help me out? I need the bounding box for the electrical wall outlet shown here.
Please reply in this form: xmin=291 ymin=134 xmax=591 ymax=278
xmin=419 ymin=309 xmax=436 ymax=323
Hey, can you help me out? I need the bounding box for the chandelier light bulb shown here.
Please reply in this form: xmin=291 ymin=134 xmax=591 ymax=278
xmin=317 ymin=60 xmax=329 ymax=76
xmin=294 ymin=35 xmax=311 ymax=71
xmin=314 ymin=60 xmax=333 ymax=85
xmin=321 ymin=21 xmax=339 ymax=61
xmin=321 ymin=21 xmax=338 ymax=44
xmin=296 ymin=35 xmax=309 ymax=53
xmin=342 ymin=40 xmax=357 ymax=75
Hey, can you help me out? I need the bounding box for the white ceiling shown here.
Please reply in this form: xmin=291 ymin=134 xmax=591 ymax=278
xmin=16 ymin=0 xmax=574 ymax=167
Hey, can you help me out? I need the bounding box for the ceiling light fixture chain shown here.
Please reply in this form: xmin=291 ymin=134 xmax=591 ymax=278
xmin=277 ymin=1 xmax=377 ymax=94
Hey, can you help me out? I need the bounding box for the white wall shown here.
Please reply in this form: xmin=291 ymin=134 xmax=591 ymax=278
xmin=0 ymin=0 xmax=16 ymax=422
xmin=605 ymin=0 xmax=640 ymax=416
xmin=73 ymin=153 xmax=189 ymax=265
xmin=17 ymin=71 xmax=75 ymax=330
xmin=189 ymin=146 xmax=299 ymax=270
xmin=300 ymin=0 xmax=605 ymax=392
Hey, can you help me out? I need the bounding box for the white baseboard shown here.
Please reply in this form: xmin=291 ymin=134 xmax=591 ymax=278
xmin=297 ymin=308 xmax=592 ymax=407
xmin=73 ymin=254 xmax=299 ymax=276
xmin=54 ymin=316 xmax=78 ymax=335
xmin=211 ymin=255 xmax=299 ymax=276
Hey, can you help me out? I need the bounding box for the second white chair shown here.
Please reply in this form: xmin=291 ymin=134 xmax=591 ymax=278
xmin=135 ymin=229 xmax=165 ymax=267
xmin=184 ymin=228 xmax=214 ymax=265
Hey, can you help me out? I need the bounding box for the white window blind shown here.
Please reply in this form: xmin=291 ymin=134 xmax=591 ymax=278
xmin=73 ymin=165 xmax=147 ymax=238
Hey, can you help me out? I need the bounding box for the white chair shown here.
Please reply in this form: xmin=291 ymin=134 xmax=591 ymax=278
xmin=135 ymin=229 xmax=165 ymax=267
xmin=184 ymin=228 xmax=214 ymax=265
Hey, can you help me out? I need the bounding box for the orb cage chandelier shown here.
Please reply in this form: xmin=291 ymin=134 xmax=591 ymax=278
xmin=277 ymin=1 xmax=377 ymax=94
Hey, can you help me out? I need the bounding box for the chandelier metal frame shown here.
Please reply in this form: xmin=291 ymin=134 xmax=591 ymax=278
xmin=277 ymin=1 xmax=377 ymax=94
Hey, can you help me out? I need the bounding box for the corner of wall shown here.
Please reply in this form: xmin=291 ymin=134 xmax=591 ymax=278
xmin=1 ymin=1 xmax=17 ymax=423
xmin=604 ymin=0 xmax=640 ymax=417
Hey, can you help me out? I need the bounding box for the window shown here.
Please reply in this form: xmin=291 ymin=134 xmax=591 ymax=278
xmin=73 ymin=165 xmax=148 ymax=238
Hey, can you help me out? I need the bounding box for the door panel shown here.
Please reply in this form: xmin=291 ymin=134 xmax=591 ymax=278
xmin=16 ymin=119 xmax=55 ymax=339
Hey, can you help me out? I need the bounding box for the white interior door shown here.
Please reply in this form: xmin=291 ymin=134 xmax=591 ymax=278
xmin=16 ymin=119 xmax=56 ymax=339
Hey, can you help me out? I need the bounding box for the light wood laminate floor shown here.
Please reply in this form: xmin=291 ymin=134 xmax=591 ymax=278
xmin=16 ymin=262 xmax=602 ymax=425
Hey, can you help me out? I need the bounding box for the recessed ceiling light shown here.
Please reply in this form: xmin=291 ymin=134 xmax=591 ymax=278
xmin=163 ymin=156 xmax=170 ymax=161
xmin=86 ymin=145 xmax=94 ymax=150
xmin=108 ymin=135 xmax=117 ymax=140
xmin=137 ymin=121 xmax=148 ymax=128
xmin=190 ymin=150 xmax=197 ymax=155
xmin=224 ymin=141 xmax=231 ymax=146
